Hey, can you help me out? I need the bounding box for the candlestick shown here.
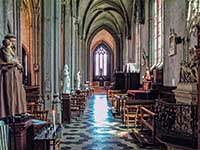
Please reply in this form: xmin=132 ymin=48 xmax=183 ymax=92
xmin=59 ymin=111 xmax=62 ymax=124
xmin=52 ymin=110 xmax=56 ymax=131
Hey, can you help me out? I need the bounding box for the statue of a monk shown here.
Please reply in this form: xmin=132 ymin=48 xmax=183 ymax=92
xmin=0 ymin=34 xmax=27 ymax=117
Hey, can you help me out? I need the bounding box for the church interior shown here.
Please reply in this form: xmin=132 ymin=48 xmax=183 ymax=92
xmin=0 ymin=0 xmax=200 ymax=150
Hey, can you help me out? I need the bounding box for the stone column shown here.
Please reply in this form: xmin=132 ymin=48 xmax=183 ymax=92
xmin=64 ymin=0 xmax=72 ymax=91
xmin=79 ymin=37 xmax=84 ymax=80
xmin=53 ymin=0 xmax=61 ymax=96
xmin=71 ymin=17 xmax=77 ymax=90
xmin=53 ymin=0 xmax=61 ymax=123
xmin=0 ymin=0 xmax=8 ymax=41
xmin=82 ymin=39 xmax=88 ymax=81
xmin=123 ymin=36 xmax=130 ymax=69
xmin=31 ymin=0 xmax=40 ymax=86
xmin=16 ymin=0 xmax=22 ymax=64
xmin=41 ymin=0 xmax=54 ymax=111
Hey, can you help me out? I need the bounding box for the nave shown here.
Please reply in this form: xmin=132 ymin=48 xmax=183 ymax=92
xmin=61 ymin=95 xmax=160 ymax=150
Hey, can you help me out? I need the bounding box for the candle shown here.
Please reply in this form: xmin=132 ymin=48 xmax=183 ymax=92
xmin=58 ymin=111 xmax=61 ymax=124
xmin=52 ymin=110 xmax=56 ymax=131
xmin=172 ymin=78 xmax=176 ymax=86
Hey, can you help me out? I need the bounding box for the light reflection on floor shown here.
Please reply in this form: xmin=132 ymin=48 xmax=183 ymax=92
xmin=93 ymin=95 xmax=110 ymax=126
xmin=61 ymin=95 xmax=160 ymax=150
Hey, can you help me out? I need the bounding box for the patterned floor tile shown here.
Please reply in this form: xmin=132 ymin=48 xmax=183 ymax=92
xmin=61 ymin=95 xmax=162 ymax=150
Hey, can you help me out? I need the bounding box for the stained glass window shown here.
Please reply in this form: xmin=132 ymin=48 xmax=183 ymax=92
xmin=94 ymin=47 xmax=108 ymax=76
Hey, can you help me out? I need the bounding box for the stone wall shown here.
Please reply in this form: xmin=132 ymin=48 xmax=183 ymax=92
xmin=163 ymin=0 xmax=187 ymax=86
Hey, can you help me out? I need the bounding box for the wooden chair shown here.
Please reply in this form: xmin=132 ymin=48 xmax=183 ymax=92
xmin=124 ymin=104 xmax=140 ymax=128
xmin=70 ymin=95 xmax=82 ymax=117
xmin=27 ymin=102 xmax=42 ymax=114
xmin=33 ymin=110 xmax=49 ymax=121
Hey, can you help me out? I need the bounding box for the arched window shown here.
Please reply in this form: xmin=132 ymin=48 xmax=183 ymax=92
xmin=93 ymin=43 xmax=112 ymax=81
xmin=149 ymin=0 xmax=164 ymax=69
xmin=95 ymin=47 xmax=108 ymax=76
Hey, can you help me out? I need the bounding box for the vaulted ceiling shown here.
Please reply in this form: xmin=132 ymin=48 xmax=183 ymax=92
xmin=78 ymin=0 xmax=134 ymax=42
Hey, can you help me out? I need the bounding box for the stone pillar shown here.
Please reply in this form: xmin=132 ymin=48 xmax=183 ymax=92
xmin=0 ymin=0 xmax=8 ymax=41
xmin=53 ymin=0 xmax=61 ymax=122
xmin=31 ymin=0 xmax=40 ymax=86
xmin=79 ymin=38 xmax=84 ymax=80
xmin=16 ymin=0 xmax=22 ymax=64
xmin=82 ymin=40 xmax=88 ymax=81
xmin=53 ymin=0 xmax=61 ymax=96
xmin=41 ymin=0 xmax=55 ymax=111
xmin=41 ymin=0 xmax=62 ymax=121
xmin=124 ymin=37 xmax=129 ymax=65
xmin=72 ymin=17 xmax=77 ymax=90
xmin=64 ymin=0 xmax=72 ymax=91
xmin=127 ymin=38 xmax=132 ymax=62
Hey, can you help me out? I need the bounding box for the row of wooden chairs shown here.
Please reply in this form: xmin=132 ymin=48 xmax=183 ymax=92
xmin=70 ymin=91 xmax=88 ymax=118
xmin=109 ymin=91 xmax=152 ymax=128
xmin=27 ymin=102 xmax=49 ymax=121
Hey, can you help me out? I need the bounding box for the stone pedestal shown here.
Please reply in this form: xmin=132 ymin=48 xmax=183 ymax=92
xmin=173 ymin=83 xmax=198 ymax=105
xmin=10 ymin=119 xmax=32 ymax=150
xmin=62 ymin=94 xmax=71 ymax=123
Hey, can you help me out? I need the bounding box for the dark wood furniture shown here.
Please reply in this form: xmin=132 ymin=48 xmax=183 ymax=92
xmin=132 ymin=100 xmax=197 ymax=149
xmin=27 ymin=120 xmax=49 ymax=150
xmin=25 ymin=86 xmax=40 ymax=103
xmin=10 ymin=119 xmax=32 ymax=150
xmin=112 ymin=72 xmax=125 ymax=90
xmin=33 ymin=110 xmax=49 ymax=121
xmin=121 ymin=98 xmax=155 ymax=126
xmin=27 ymin=102 xmax=42 ymax=114
xmin=127 ymin=89 xmax=158 ymax=100
xmin=34 ymin=125 xmax=62 ymax=150
xmin=111 ymin=72 xmax=140 ymax=91
xmin=62 ymin=94 xmax=71 ymax=123
xmin=125 ymin=72 xmax=140 ymax=91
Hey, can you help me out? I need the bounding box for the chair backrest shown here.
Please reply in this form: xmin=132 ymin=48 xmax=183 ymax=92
xmin=125 ymin=105 xmax=139 ymax=114
xmin=33 ymin=110 xmax=49 ymax=121
xmin=27 ymin=102 xmax=42 ymax=114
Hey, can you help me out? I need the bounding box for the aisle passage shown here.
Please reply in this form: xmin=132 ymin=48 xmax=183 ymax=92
xmin=61 ymin=95 xmax=149 ymax=150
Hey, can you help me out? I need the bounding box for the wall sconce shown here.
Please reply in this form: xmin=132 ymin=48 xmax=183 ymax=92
xmin=175 ymin=36 xmax=185 ymax=45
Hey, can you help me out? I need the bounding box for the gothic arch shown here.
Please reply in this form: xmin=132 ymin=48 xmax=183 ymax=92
xmin=91 ymin=40 xmax=114 ymax=82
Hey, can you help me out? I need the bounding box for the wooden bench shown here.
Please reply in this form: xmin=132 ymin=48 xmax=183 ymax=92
xmin=132 ymin=100 xmax=197 ymax=149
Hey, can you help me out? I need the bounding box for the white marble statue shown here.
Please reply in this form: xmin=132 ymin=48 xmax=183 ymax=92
xmin=63 ymin=64 xmax=70 ymax=93
xmin=77 ymin=71 xmax=81 ymax=90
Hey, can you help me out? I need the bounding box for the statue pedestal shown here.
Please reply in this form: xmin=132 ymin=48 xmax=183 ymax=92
xmin=10 ymin=119 xmax=32 ymax=150
xmin=62 ymin=94 xmax=71 ymax=123
xmin=173 ymin=83 xmax=198 ymax=105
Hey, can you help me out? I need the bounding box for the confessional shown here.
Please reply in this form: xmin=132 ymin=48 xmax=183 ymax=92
xmin=111 ymin=72 xmax=140 ymax=91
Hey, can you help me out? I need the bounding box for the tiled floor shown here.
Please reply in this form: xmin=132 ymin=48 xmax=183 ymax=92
xmin=61 ymin=95 xmax=161 ymax=150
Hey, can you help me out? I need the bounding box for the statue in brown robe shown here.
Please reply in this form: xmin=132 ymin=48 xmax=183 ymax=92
xmin=0 ymin=34 xmax=27 ymax=117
